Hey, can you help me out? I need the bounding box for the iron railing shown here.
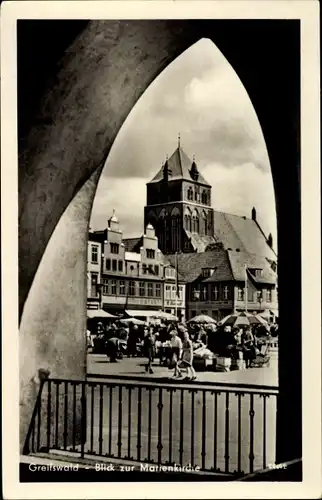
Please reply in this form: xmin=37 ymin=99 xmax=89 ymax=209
xmin=23 ymin=377 xmax=278 ymax=477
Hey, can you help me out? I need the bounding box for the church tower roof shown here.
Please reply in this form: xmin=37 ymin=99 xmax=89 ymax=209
xmin=148 ymin=137 xmax=210 ymax=186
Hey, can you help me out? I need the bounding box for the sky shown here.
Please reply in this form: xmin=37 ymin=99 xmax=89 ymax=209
xmin=90 ymin=38 xmax=277 ymax=250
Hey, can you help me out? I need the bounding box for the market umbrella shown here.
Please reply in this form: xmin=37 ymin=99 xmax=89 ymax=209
xmin=218 ymin=311 xmax=268 ymax=327
xmin=119 ymin=317 xmax=146 ymax=326
xmin=187 ymin=314 xmax=217 ymax=324
xmin=87 ymin=309 xmax=117 ymax=319
xmin=156 ymin=311 xmax=178 ymax=321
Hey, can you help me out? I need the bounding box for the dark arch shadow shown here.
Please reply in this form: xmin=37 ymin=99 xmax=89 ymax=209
xmin=18 ymin=20 xmax=301 ymax=472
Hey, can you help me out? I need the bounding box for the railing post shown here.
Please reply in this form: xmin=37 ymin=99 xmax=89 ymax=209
xmin=249 ymin=393 xmax=255 ymax=473
xmin=117 ymin=385 xmax=123 ymax=458
xmin=98 ymin=384 xmax=103 ymax=455
xmin=225 ymin=392 xmax=230 ymax=473
xmin=108 ymin=385 xmax=113 ymax=456
xmin=179 ymin=389 xmax=184 ymax=465
xmin=190 ymin=389 xmax=195 ymax=467
xmin=63 ymin=381 xmax=68 ymax=450
xmin=46 ymin=380 xmax=52 ymax=451
xmin=55 ymin=381 xmax=60 ymax=450
xmin=201 ymin=390 xmax=206 ymax=470
xmin=80 ymin=381 xmax=86 ymax=458
xmin=147 ymin=388 xmax=152 ymax=462
xmin=72 ymin=383 xmax=76 ymax=451
xmin=90 ymin=384 xmax=95 ymax=454
xmin=127 ymin=386 xmax=132 ymax=460
xmin=167 ymin=388 xmax=174 ymax=465
xmin=137 ymin=386 xmax=142 ymax=461
xmin=157 ymin=388 xmax=163 ymax=464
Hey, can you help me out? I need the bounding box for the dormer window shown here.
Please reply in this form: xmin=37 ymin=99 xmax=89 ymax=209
xmin=249 ymin=268 xmax=263 ymax=278
xmin=202 ymin=267 xmax=215 ymax=278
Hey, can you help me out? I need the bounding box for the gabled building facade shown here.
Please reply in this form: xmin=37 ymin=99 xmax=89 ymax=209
xmin=87 ymin=212 xmax=186 ymax=320
xmin=167 ymin=249 xmax=278 ymax=321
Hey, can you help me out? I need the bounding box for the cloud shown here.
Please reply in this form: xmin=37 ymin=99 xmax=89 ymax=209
xmin=91 ymin=177 xmax=146 ymax=238
xmin=202 ymin=161 xmax=277 ymax=246
xmin=91 ymin=38 xmax=276 ymax=244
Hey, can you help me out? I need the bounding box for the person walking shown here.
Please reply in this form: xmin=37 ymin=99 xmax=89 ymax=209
xmin=241 ymin=327 xmax=255 ymax=368
xmin=181 ymin=330 xmax=196 ymax=380
xmin=144 ymin=327 xmax=155 ymax=374
xmin=169 ymin=328 xmax=183 ymax=379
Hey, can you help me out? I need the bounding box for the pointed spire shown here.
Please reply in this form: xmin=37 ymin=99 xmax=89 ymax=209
xmin=178 ymin=133 xmax=181 ymax=148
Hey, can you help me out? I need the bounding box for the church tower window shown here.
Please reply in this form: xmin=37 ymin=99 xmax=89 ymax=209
xmin=202 ymin=211 xmax=208 ymax=235
xmin=187 ymin=186 xmax=193 ymax=201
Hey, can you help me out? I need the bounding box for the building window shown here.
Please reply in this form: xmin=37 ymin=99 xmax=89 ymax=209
xmin=165 ymin=285 xmax=171 ymax=300
xmin=201 ymin=286 xmax=208 ymax=301
xmin=119 ymin=281 xmax=125 ymax=295
xmin=192 ymin=286 xmax=200 ymax=301
xmin=237 ymin=287 xmax=244 ymax=301
xmin=194 ymin=187 xmax=200 ymax=202
xmin=213 ymin=286 xmax=218 ymax=301
xmin=90 ymin=273 xmax=98 ymax=297
xmin=129 ymin=281 xmax=136 ymax=296
xmin=110 ymin=243 xmax=119 ymax=254
xmin=139 ymin=282 xmax=145 ymax=297
xmin=266 ymin=289 xmax=272 ymax=302
xmin=142 ymin=264 xmax=147 ymax=275
xmin=201 ymin=190 xmax=208 ymax=204
xmin=155 ymin=283 xmax=161 ymax=297
xmin=223 ymin=286 xmax=229 ymax=300
xmin=171 ymin=286 xmax=177 ymax=300
xmin=148 ymin=283 xmax=153 ymax=297
xmin=185 ymin=214 xmax=192 ymax=232
xmin=118 ymin=260 xmax=123 ymax=272
xmin=91 ymin=245 xmax=98 ymax=263
xmin=178 ymin=285 xmax=183 ymax=300
xmin=102 ymin=278 xmax=109 ymax=295
xmin=112 ymin=259 xmax=117 ymax=271
xmin=154 ymin=265 xmax=159 ymax=276
xmin=187 ymin=187 xmax=193 ymax=201
xmin=146 ymin=249 xmax=155 ymax=259
xmin=203 ymin=214 xmax=208 ymax=235
xmin=111 ymin=280 xmax=117 ymax=295
xmin=106 ymin=258 xmax=111 ymax=271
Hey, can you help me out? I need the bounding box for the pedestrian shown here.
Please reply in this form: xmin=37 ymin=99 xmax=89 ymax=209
xmin=105 ymin=336 xmax=120 ymax=362
xmin=241 ymin=327 xmax=255 ymax=368
xmin=181 ymin=330 xmax=196 ymax=380
xmin=127 ymin=325 xmax=138 ymax=357
xmin=169 ymin=328 xmax=183 ymax=379
xmin=143 ymin=327 xmax=155 ymax=374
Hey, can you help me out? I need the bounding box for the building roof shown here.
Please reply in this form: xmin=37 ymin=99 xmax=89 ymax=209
xmin=184 ymin=230 xmax=218 ymax=253
xmin=122 ymin=237 xmax=142 ymax=252
xmin=212 ymin=211 xmax=277 ymax=260
xmin=167 ymin=250 xmax=233 ymax=284
xmin=227 ymin=250 xmax=277 ymax=284
xmin=167 ymin=249 xmax=277 ymax=286
xmin=148 ymin=146 xmax=210 ymax=186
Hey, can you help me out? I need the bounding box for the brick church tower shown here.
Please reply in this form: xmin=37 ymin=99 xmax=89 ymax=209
xmin=144 ymin=137 xmax=216 ymax=254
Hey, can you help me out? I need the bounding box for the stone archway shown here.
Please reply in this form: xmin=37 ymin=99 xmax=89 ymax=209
xmin=18 ymin=20 xmax=301 ymax=466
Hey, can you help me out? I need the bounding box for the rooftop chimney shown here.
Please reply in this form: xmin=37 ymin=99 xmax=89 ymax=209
xmin=251 ymin=207 xmax=257 ymax=221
